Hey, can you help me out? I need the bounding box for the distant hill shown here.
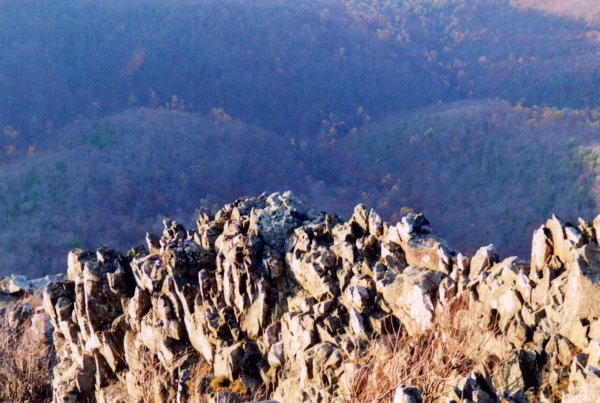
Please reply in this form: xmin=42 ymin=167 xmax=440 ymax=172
xmin=510 ymin=0 xmax=600 ymax=25
xmin=1 ymin=101 xmax=599 ymax=276
xmin=1 ymin=0 xmax=600 ymax=276
xmin=0 ymin=108 xmax=306 ymax=276
xmin=337 ymin=100 xmax=600 ymax=257
xmin=1 ymin=0 xmax=600 ymax=141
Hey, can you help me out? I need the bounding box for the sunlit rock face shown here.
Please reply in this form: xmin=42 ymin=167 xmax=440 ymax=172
xmin=25 ymin=192 xmax=600 ymax=402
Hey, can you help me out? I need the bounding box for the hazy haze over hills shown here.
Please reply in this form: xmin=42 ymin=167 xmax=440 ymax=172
xmin=0 ymin=0 xmax=599 ymax=276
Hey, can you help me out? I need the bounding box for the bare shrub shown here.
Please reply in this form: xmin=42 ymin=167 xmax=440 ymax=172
xmin=0 ymin=293 xmax=55 ymax=402
xmin=348 ymin=296 xmax=494 ymax=402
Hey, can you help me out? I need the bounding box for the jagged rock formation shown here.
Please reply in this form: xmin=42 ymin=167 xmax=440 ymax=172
xmin=0 ymin=273 xmax=65 ymax=295
xmin=0 ymin=273 xmax=64 ymax=312
xmin=38 ymin=192 xmax=600 ymax=402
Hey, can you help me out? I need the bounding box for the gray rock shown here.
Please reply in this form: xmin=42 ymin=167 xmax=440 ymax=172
xmin=393 ymin=386 xmax=423 ymax=403
xmin=6 ymin=274 xmax=31 ymax=294
xmin=31 ymin=194 xmax=600 ymax=402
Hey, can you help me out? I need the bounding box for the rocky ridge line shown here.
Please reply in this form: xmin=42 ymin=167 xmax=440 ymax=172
xmin=29 ymin=192 xmax=600 ymax=402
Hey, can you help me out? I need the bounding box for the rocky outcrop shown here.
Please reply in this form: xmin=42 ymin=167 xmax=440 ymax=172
xmin=0 ymin=273 xmax=64 ymax=311
xmin=34 ymin=192 xmax=600 ymax=402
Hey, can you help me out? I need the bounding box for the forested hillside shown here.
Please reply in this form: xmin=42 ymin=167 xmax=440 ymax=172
xmin=339 ymin=100 xmax=600 ymax=256
xmin=1 ymin=0 xmax=599 ymax=275
xmin=2 ymin=0 xmax=599 ymax=141
xmin=0 ymin=101 xmax=598 ymax=276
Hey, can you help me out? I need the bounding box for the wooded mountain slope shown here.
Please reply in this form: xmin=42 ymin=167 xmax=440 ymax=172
xmin=1 ymin=0 xmax=599 ymax=275
xmin=1 ymin=101 xmax=598 ymax=276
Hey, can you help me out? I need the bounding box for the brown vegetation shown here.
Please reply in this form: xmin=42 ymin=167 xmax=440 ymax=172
xmin=0 ymin=293 xmax=54 ymax=402
xmin=124 ymin=346 xmax=214 ymax=403
xmin=122 ymin=347 xmax=266 ymax=402
xmin=124 ymin=345 xmax=172 ymax=403
xmin=348 ymin=296 xmax=495 ymax=402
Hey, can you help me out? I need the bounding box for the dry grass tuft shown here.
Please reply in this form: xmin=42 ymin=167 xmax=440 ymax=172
xmin=229 ymin=379 xmax=250 ymax=399
xmin=127 ymin=346 xmax=214 ymax=403
xmin=125 ymin=345 xmax=174 ymax=403
xmin=187 ymin=357 xmax=214 ymax=400
xmin=0 ymin=292 xmax=55 ymax=402
xmin=210 ymin=375 xmax=231 ymax=391
xmin=349 ymin=295 xmax=494 ymax=402
xmin=205 ymin=375 xmax=251 ymax=400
